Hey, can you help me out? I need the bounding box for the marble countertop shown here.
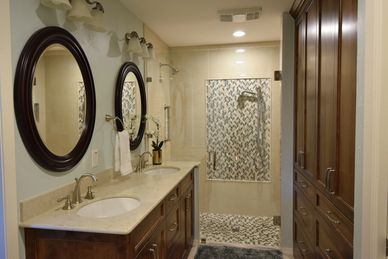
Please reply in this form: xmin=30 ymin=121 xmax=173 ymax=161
xmin=19 ymin=161 xmax=199 ymax=235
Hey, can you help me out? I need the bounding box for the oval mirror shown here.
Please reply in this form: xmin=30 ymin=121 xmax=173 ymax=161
xmin=14 ymin=27 xmax=96 ymax=172
xmin=115 ymin=62 xmax=146 ymax=150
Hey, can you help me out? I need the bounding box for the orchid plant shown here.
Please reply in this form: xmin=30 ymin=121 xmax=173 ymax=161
xmin=144 ymin=115 xmax=164 ymax=151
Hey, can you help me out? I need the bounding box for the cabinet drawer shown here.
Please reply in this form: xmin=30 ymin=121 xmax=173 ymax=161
xmin=180 ymin=170 xmax=193 ymax=193
xmin=165 ymin=187 xmax=180 ymax=212
xmin=166 ymin=205 xmax=180 ymax=249
xmin=294 ymin=217 xmax=315 ymax=259
xmin=316 ymin=214 xmax=353 ymax=259
xmin=294 ymin=187 xmax=314 ymax=235
xmin=316 ymin=191 xmax=353 ymax=246
xmin=130 ymin=203 xmax=164 ymax=254
xmin=294 ymin=170 xmax=315 ymax=203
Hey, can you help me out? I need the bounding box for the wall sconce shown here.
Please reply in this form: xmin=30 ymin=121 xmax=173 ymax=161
xmin=140 ymin=37 xmax=150 ymax=59
xmin=41 ymin=0 xmax=106 ymax=32
xmin=84 ymin=2 xmax=105 ymax=32
xmin=40 ymin=0 xmax=72 ymax=10
xmin=147 ymin=43 xmax=156 ymax=59
xmin=125 ymin=31 xmax=143 ymax=55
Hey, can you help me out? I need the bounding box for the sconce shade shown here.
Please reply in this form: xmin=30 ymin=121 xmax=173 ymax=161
xmin=126 ymin=32 xmax=143 ymax=54
xmin=67 ymin=0 xmax=93 ymax=23
xmin=84 ymin=8 xmax=106 ymax=32
xmin=140 ymin=38 xmax=150 ymax=59
xmin=41 ymin=0 xmax=72 ymax=10
xmin=147 ymin=43 xmax=156 ymax=59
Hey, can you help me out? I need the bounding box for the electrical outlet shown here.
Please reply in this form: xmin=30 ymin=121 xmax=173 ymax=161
xmin=92 ymin=149 xmax=99 ymax=168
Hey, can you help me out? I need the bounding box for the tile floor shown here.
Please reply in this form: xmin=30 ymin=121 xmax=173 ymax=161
xmin=199 ymin=212 xmax=280 ymax=248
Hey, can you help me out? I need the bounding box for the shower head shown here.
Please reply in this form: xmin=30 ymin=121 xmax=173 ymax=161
xmin=237 ymin=91 xmax=258 ymax=109
xmin=160 ymin=63 xmax=179 ymax=75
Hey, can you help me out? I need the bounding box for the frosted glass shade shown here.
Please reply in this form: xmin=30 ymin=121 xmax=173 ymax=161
xmin=141 ymin=42 xmax=150 ymax=59
xmin=127 ymin=38 xmax=142 ymax=55
xmin=40 ymin=0 xmax=72 ymax=10
xmin=67 ymin=0 xmax=92 ymax=23
xmin=147 ymin=44 xmax=156 ymax=59
xmin=84 ymin=9 xmax=106 ymax=32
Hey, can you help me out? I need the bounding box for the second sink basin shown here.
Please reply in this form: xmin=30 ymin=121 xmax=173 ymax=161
xmin=77 ymin=197 xmax=140 ymax=219
xmin=144 ymin=166 xmax=180 ymax=176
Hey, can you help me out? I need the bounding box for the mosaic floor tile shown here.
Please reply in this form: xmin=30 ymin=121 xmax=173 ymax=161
xmin=200 ymin=212 xmax=280 ymax=248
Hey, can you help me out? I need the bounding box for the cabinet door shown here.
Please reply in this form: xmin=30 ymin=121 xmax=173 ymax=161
xmin=295 ymin=12 xmax=306 ymax=171
xmin=304 ymin=0 xmax=319 ymax=181
xmin=135 ymin=225 xmax=165 ymax=259
xmin=318 ymin=0 xmax=340 ymax=190
xmin=335 ymin=0 xmax=357 ymax=219
xmin=182 ymin=186 xmax=194 ymax=258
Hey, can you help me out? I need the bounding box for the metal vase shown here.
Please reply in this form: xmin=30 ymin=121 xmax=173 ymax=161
xmin=152 ymin=150 xmax=162 ymax=165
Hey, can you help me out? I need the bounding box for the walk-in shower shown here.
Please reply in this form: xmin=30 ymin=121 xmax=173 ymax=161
xmin=169 ymin=44 xmax=281 ymax=250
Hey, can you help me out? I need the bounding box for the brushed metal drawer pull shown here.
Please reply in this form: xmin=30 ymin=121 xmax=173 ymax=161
xmin=324 ymin=248 xmax=333 ymax=259
xmin=149 ymin=248 xmax=157 ymax=259
xmin=298 ymin=180 xmax=307 ymax=188
xmin=151 ymin=244 xmax=159 ymax=259
xmin=297 ymin=241 xmax=307 ymax=253
xmin=168 ymin=222 xmax=178 ymax=232
xmin=327 ymin=169 xmax=336 ymax=195
xmin=325 ymin=168 xmax=331 ymax=190
xmin=326 ymin=211 xmax=340 ymax=225
xmin=298 ymin=206 xmax=308 ymax=216
xmin=169 ymin=193 xmax=178 ymax=201
xmin=298 ymin=151 xmax=305 ymax=169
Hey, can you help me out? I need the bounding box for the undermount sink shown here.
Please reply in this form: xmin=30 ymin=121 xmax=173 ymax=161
xmin=144 ymin=167 xmax=180 ymax=176
xmin=77 ymin=197 xmax=140 ymax=218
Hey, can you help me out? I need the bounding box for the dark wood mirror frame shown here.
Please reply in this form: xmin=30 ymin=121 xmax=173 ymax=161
xmin=115 ymin=62 xmax=147 ymax=150
xmin=14 ymin=26 xmax=96 ymax=172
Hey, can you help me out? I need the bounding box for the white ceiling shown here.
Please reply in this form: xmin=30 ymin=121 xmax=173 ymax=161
xmin=120 ymin=0 xmax=294 ymax=47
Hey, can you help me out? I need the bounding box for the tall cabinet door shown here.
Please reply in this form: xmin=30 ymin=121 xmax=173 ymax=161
xmin=304 ymin=0 xmax=320 ymax=181
xmin=295 ymin=13 xmax=306 ymax=172
xmin=318 ymin=0 xmax=340 ymax=191
xmin=335 ymin=0 xmax=357 ymax=219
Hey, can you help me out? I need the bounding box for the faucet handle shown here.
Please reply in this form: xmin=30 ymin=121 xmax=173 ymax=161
xmin=84 ymin=186 xmax=95 ymax=200
xmin=57 ymin=195 xmax=74 ymax=210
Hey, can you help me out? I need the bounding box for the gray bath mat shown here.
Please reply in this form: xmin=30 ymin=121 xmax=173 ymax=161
xmin=194 ymin=245 xmax=282 ymax=259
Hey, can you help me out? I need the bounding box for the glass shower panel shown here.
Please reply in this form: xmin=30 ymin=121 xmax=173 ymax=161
xmin=206 ymin=78 xmax=271 ymax=182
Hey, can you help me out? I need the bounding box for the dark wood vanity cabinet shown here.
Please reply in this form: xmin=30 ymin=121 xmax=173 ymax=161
xmin=291 ymin=0 xmax=357 ymax=258
xmin=24 ymin=170 xmax=195 ymax=259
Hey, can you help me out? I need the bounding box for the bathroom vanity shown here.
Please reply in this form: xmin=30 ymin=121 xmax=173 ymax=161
xmin=20 ymin=163 xmax=198 ymax=259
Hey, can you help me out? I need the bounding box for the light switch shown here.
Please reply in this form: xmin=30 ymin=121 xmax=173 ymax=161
xmin=92 ymin=149 xmax=99 ymax=168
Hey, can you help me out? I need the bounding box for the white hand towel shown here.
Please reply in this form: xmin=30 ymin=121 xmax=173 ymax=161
xmin=114 ymin=133 xmax=120 ymax=172
xmin=118 ymin=130 xmax=133 ymax=175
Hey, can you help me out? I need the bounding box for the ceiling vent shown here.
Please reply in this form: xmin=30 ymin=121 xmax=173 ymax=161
xmin=218 ymin=7 xmax=262 ymax=23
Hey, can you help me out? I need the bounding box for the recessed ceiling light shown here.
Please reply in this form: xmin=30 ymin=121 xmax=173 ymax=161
xmin=235 ymin=60 xmax=244 ymax=64
xmin=235 ymin=48 xmax=245 ymax=53
xmin=233 ymin=31 xmax=246 ymax=37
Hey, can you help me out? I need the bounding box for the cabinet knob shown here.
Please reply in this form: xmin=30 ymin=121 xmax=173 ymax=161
xmin=324 ymin=248 xmax=334 ymax=259
xmin=168 ymin=222 xmax=178 ymax=232
xmin=169 ymin=193 xmax=178 ymax=201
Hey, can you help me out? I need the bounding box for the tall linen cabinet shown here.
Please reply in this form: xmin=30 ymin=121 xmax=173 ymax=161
xmin=291 ymin=0 xmax=357 ymax=258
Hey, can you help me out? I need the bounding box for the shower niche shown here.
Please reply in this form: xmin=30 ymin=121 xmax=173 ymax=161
xmin=206 ymin=78 xmax=271 ymax=182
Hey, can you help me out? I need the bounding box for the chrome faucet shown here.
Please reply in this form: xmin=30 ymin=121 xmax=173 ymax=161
xmin=137 ymin=151 xmax=153 ymax=172
xmin=72 ymin=173 xmax=97 ymax=204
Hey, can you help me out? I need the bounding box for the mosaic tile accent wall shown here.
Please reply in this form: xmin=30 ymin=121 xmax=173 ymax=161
xmin=206 ymin=79 xmax=271 ymax=182
xmin=77 ymin=82 xmax=86 ymax=135
xmin=122 ymin=81 xmax=136 ymax=124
